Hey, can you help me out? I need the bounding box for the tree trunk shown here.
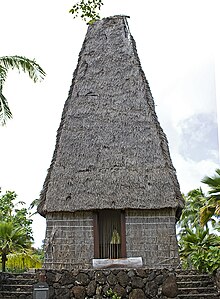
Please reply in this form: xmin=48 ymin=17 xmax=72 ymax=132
xmin=2 ymin=253 xmax=7 ymax=272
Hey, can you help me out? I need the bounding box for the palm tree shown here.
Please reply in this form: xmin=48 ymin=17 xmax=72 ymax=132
xmin=178 ymin=188 xmax=207 ymax=230
xmin=0 ymin=55 xmax=46 ymax=125
xmin=0 ymin=221 xmax=31 ymax=272
xmin=200 ymin=169 xmax=220 ymax=227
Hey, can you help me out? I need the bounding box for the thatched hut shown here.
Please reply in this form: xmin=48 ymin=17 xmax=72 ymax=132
xmin=38 ymin=15 xmax=184 ymax=270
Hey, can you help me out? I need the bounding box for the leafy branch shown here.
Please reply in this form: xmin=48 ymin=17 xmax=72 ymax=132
xmin=69 ymin=0 xmax=104 ymax=24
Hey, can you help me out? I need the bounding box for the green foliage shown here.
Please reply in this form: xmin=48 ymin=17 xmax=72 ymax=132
xmin=0 ymin=189 xmax=33 ymax=240
xmin=0 ymin=190 xmax=16 ymax=221
xmin=178 ymin=188 xmax=207 ymax=230
xmin=202 ymin=168 xmax=220 ymax=195
xmin=32 ymin=246 xmax=44 ymax=264
xmin=0 ymin=221 xmax=31 ymax=271
xmin=0 ymin=189 xmax=43 ymax=272
xmin=200 ymin=168 xmax=220 ymax=226
xmin=106 ymin=288 xmax=121 ymax=299
xmin=178 ymin=181 xmax=220 ymax=272
xmin=190 ymin=246 xmax=220 ymax=273
xmin=69 ymin=0 xmax=103 ymax=24
xmin=0 ymin=222 xmax=30 ymax=252
xmin=0 ymin=56 xmax=45 ymax=83
xmin=0 ymin=55 xmax=46 ymax=125
xmin=179 ymin=226 xmax=220 ymax=272
xmin=5 ymin=249 xmax=42 ymax=272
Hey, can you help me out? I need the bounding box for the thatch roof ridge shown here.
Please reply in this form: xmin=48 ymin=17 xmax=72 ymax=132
xmin=38 ymin=16 xmax=184 ymax=218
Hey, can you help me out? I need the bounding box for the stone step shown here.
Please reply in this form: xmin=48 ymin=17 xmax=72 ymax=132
xmin=176 ymin=270 xmax=219 ymax=298
xmin=4 ymin=278 xmax=36 ymax=285
xmin=0 ymin=273 xmax=37 ymax=298
xmin=176 ymin=273 xmax=213 ymax=277
xmin=2 ymin=284 xmax=34 ymax=292
xmin=176 ymin=270 xmax=212 ymax=275
xmin=0 ymin=291 xmax=32 ymax=299
xmin=176 ymin=274 xmax=214 ymax=282
xmin=178 ymin=286 xmax=218 ymax=295
xmin=178 ymin=294 xmax=220 ymax=299
xmin=4 ymin=273 xmax=36 ymax=279
xmin=177 ymin=280 xmax=214 ymax=288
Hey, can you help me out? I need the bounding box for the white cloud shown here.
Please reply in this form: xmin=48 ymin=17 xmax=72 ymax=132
xmin=173 ymin=153 xmax=219 ymax=194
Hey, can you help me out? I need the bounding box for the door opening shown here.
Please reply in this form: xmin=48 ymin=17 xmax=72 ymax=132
xmin=94 ymin=210 xmax=126 ymax=259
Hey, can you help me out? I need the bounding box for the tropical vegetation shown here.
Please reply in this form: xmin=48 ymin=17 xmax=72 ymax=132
xmin=0 ymin=189 xmax=42 ymax=272
xmin=200 ymin=168 xmax=220 ymax=227
xmin=6 ymin=248 xmax=43 ymax=273
xmin=0 ymin=55 xmax=45 ymax=126
xmin=0 ymin=221 xmax=31 ymax=272
xmin=178 ymin=169 xmax=220 ymax=272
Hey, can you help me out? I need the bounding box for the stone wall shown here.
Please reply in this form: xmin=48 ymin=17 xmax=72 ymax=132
xmin=41 ymin=268 xmax=179 ymax=299
xmin=1 ymin=269 xmax=219 ymax=299
xmin=44 ymin=212 xmax=94 ymax=270
xmin=215 ymin=269 xmax=220 ymax=291
xmin=126 ymin=209 xmax=179 ymax=268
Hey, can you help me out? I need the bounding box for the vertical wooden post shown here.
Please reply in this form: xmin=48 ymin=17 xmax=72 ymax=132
xmin=121 ymin=211 xmax=126 ymax=258
xmin=93 ymin=212 xmax=99 ymax=258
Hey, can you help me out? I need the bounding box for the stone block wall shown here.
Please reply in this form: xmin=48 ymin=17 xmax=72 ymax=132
xmin=44 ymin=212 xmax=94 ymax=270
xmin=43 ymin=208 xmax=179 ymax=270
xmin=40 ymin=268 xmax=179 ymax=299
xmin=1 ymin=269 xmax=219 ymax=299
xmin=126 ymin=209 xmax=179 ymax=268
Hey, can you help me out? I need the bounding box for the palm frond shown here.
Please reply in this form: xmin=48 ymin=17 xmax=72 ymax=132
xmin=215 ymin=169 xmax=220 ymax=176
xmin=29 ymin=198 xmax=40 ymax=210
xmin=0 ymin=55 xmax=46 ymax=125
xmin=215 ymin=201 xmax=220 ymax=215
xmin=0 ymin=92 xmax=13 ymax=126
xmin=200 ymin=205 xmax=215 ymax=227
xmin=0 ymin=56 xmax=46 ymax=83
xmin=202 ymin=169 xmax=220 ymax=194
xmin=0 ymin=65 xmax=7 ymax=85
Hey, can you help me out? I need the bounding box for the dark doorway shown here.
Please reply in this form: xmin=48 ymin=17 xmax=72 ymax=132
xmin=94 ymin=210 xmax=126 ymax=259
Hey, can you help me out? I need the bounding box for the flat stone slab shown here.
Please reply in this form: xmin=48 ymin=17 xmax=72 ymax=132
xmin=92 ymin=257 xmax=143 ymax=269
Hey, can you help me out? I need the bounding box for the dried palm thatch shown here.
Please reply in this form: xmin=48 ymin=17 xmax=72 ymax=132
xmin=38 ymin=16 xmax=184 ymax=217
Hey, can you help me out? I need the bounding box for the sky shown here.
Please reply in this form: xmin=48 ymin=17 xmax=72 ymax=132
xmin=0 ymin=0 xmax=219 ymax=247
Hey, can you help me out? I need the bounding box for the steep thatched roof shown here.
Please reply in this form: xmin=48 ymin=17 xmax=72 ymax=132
xmin=38 ymin=16 xmax=184 ymax=217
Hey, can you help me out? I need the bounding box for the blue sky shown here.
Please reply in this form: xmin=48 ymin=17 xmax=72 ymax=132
xmin=0 ymin=0 xmax=219 ymax=247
